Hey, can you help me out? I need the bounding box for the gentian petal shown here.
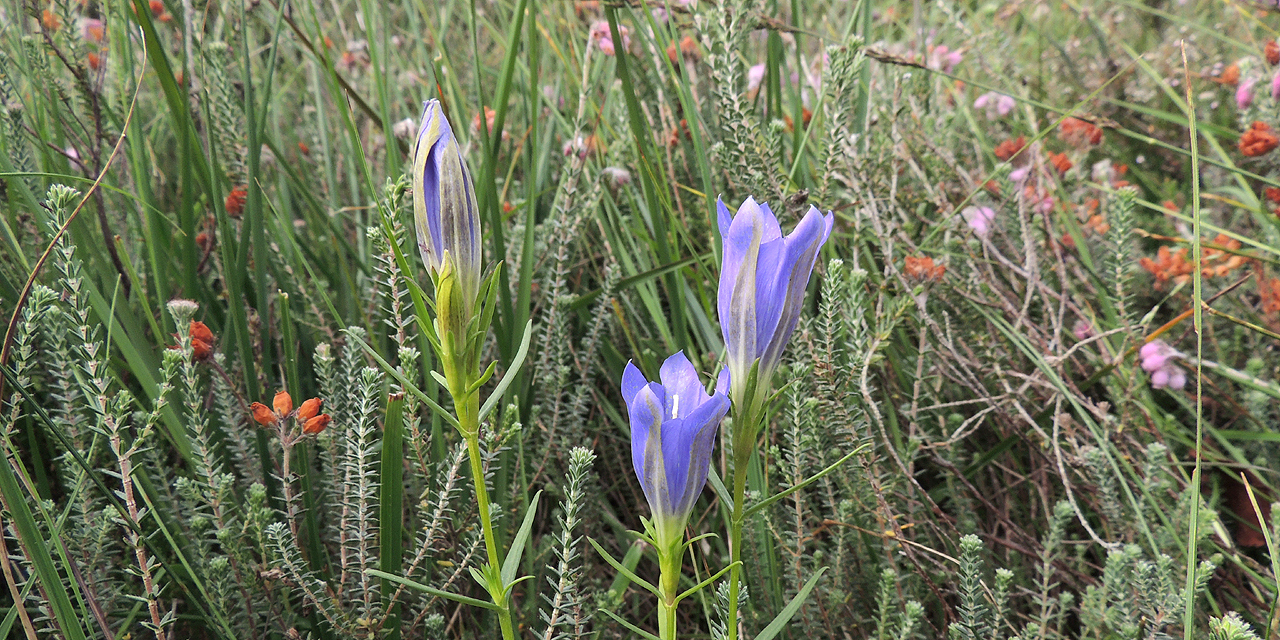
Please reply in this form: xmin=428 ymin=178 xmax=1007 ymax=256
xmin=659 ymin=393 xmax=728 ymax=516
xmin=629 ymin=383 xmax=666 ymax=507
xmin=715 ymin=368 xmax=730 ymax=398
xmin=758 ymin=206 xmax=833 ymax=370
xmin=621 ymin=361 xmax=649 ymax=407
xmin=413 ymin=101 xmax=447 ymax=271
xmin=658 ymin=351 xmax=706 ymax=419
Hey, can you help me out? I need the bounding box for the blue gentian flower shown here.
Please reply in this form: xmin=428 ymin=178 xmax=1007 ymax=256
xmin=717 ymin=196 xmax=833 ymax=404
xmin=413 ymin=99 xmax=482 ymax=317
xmin=622 ymin=352 xmax=730 ymax=545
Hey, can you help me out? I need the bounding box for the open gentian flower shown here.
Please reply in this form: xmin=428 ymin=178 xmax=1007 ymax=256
xmin=717 ymin=197 xmax=833 ymax=406
xmin=622 ymin=352 xmax=730 ymax=546
xmin=413 ymin=99 xmax=482 ymax=320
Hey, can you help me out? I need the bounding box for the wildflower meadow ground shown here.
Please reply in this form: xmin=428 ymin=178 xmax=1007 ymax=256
xmin=1 ymin=0 xmax=1280 ymax=639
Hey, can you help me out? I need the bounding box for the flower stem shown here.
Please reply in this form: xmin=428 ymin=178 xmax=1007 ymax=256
xmin=459 ymin=391 xmax=517 ymax=640
xmin=725 ymin=461 xmax=748 ymax=640
xmin=657 ymin=598 xmax=678 ymax=640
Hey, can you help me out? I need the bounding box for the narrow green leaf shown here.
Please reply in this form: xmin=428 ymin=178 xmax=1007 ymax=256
xmin=0 ymin=438 xmax=87 ymax=640
xmin=501 ymin=490 xmax=541 ymax=586
xmin=588 ymin=537 xmax=660 ymax=596
xmin=380 ymin=392 xmax=407 ymax=612
xmin=599 ymin=609 xmax=661 ymax=640
xmin=675 ymin=561 xmax=741 ymax=605
xmin=743 ymin=446 xmax=866 ymax=519
xmin=367 ymin=570 xmax=501 ymax=610
xmin=752 ymin=567 xmax=828 ymax=640
xmin=345 ymin=330 xmax=461 ymax=430
xmin=478 ymin=320 xmax=533 ymax=421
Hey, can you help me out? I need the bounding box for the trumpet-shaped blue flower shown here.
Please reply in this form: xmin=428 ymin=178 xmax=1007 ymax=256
xmin=717 ymin=196 xmax=833 ymax=404
xmin=413 ymin=99 xmax=482 ymax=317
xmin=622 ymin=352 xmax=730 ymax=546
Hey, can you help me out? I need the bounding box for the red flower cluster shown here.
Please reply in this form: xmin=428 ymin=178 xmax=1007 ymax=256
xmin=904 ymin=255 xmax=946 ymax=281
xmin=225 ymin=187 xmax=248 ymax=218
xmin=1267 ymin=41 xmax=1280 ymax=66
xmin=1240 ymin=121 xmax=1279 ymax=157
xmin=1048 ymin=152 xmax=1072 ymax=175
xmin=1139 ymin=246 xmax=1194 ymax=287
xmin=169 ymin=320 xmax=215 ymax=361
xmin=251 ymin=391 xmax=331 ymax=435
xmin=1058 ymin=117 xmax=1102 ymax=147
xmin=994 ymin=135 xmax=1026 ymax=162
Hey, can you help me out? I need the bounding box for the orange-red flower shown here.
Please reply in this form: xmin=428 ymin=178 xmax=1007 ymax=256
xmin=471 ymin=106 xmax=497 ymax=135
xmin=1084 ymin=214 xmax=1110 ymax=236
xmin=783 ymin=108 xmax=814 ymax=133
xmin=994 ymin=135 xmax=1026 ymax=162
xmin=1265 ymin=187 xmax=1280 ymax=204
xmin=168 ymin=320 xmax=215 ymax=361
xmin=273 ymin=390 xmax=293 ymax=416
xmin=1216 ymin=63 xmax=1241 ymax=86
xmin=252 ymin=391 xmax=328 ymax=434
xmin=1202 ymin=234 xmax=1245 ymax=278
xmin=1140 ymin=246 xmax=1194 ymax=287
xmin=87 ymin=52 xmax=104 ymax=71
xmin=1267 ymin=41 xmax=1280 ymax=66
xmin=189 ymin=320 xmax=214 ymax=361
xmin=302 ymin=414 xmax=331 ymax=435
xmin=297 ymin=398 xmax=323 ymax=421
xmin=1049 ymin=152 xmax=1072 ymax=175
xmin=297 ymin=141 xmax=310 ymax=156
xmin=250 ymin=402 xmax=278 ymax=426
xmin=1260 ymin=275 xmax=1280 ymax=316
xmin=42 ymin=10 xmax=61 ymax=31
xmin=149 ymin=0 xmax=165 ymax=14
xmin=225 ymin=187 xmax=247 ymax=217
xmin=904 ymin=255 xmax=946 ymax=281
xmin=1240 ymin=121 xmax=1279 ymax=157
xmin=679 ymin=35 xmax=700 ymax=60
xmin=1058 ymin=117 xmax=1102 ymax=147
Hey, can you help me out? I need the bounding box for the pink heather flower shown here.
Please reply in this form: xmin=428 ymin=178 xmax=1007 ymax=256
xmin=589 ymin=21 xmax=629 ymax=56
xmin=747 ymin=63 xmax=766 ymax=94
xmin=1009 ymin=167 xmax=1030 ymax=182
xmin=1033 ymin=192 xmax=1055 ymax=214
xmin=961 ymin=206 xmax=996 ymax=237
xmin=974 ymin=92 xmax=1015 ymax=118
xmin=929 ymin=45 xmax=963 ymax=73
xmin=81 ymin=18 xmax=105 ymax=43
xmin=1072 ymin=321 xmax=1094 ymax=341
xmin=1139 ymin=340 xmax=1186 ymax=390
xmin=1271 ymin=71 xmax=1280 ymax=100
xmin=1236 ymin=78 xmax=1256 ymax=110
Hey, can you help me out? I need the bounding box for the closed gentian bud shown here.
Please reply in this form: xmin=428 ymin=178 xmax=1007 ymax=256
xmin=297 ymin=398 xmax=322 ymax=421
xmin=413 ymin=99 xmax=482 ymax=320
xmin=273 ymin=390 xmax=293 ymax=417
xmin=434 ymin=258 xmax=469 ymax=342
xmin=717 ymin=197 xmax=833 ymax=405
xmin=622 ymin=352 xmax=730 ymax=548
xmin=302 ymin=414 xmax=331 ymax=435
xmin=250 ymin=402 xmax=278 ymax=426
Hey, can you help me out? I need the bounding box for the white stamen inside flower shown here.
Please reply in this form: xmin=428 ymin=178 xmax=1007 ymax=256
xmin=671 ymin=394 xmax=679 ymax=419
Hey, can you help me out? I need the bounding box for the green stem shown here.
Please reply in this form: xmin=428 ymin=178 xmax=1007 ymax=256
xmin=725 ymin=461 xmax=748 ymax=640
xmin=657 ymin=597 xmax=678 ymax=640
xmin=657 ymin=540 xmax=682 ymax=640
xmin=460 ymin=393 xmax=516 ymax=640
xmin=464 ymin=434 xmax=502 ymax=574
